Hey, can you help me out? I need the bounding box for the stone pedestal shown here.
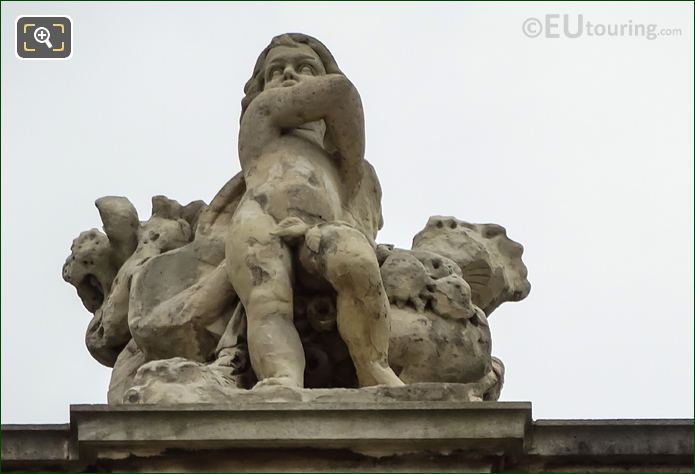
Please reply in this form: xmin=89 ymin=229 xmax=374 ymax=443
xmin=2 ymin=401 xmax=692 ymax=472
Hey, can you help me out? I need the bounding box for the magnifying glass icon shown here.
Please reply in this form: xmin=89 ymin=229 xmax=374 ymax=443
xmin=33 ymin=27 xmax=53 ymax=49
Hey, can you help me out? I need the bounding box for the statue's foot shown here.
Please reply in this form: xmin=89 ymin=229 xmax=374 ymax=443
xmin=361 ymin=362 xmax=406 ymax=387
xmin=252 ymin=376 xmax=302 ymax=390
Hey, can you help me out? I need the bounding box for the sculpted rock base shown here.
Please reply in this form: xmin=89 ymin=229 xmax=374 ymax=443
xmin=123 ymin=356 xmax=500 ymax=404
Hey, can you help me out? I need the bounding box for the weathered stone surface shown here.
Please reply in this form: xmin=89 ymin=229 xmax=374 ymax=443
xmin=126 ymin=190 xmax=238 ymax=364
xmin=376 ymin=241 xmax=504 ymax=388
xmin=122 ymin=357 xmax=240 ymax=404
xmin=124 ymin=363 xmax=501 ymax=404
xmin=64 ymin=195 xmax=197 ymax=367
xmin=388 ymin=306 xmax=499 ymax=388
xmin=413 ymin=216 xmax=531 ymax=315
xmin=226 ymin=33 xmax=400 ymax=389
xmin=2 ymin=404 xmax=692 ymax=472
xmin=107 ymin=339 xmax=145 ymax=405
xmin=381 ymin=249 xmax=431 ymax=312
xmin=63 ymin=33 xmax=530 ymax=403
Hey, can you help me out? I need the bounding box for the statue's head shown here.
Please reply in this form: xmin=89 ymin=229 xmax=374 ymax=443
xmin=241 ymin=33 xmax=343 ymax=121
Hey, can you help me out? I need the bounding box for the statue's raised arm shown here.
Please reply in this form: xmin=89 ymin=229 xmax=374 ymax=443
xmin=239 ymin=36 xmax=364 ymax=196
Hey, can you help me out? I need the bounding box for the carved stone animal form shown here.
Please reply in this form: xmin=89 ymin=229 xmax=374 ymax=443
xmin=412 ymin=216 xmax=531 ymax=315
xmin=388 ymin=305 xmax=497 ymax=388
xmin=380 ymin=250 xmax=431 ymax=312
xmin=429 ymin=274 xmax=476 ymax=320
xmin=410 ymin=249 xmax=462 ymax=280
xmin=63 ymin=193 xmax=216 ymax=402
xmin=126 ymin=175 xmax=246 ymax=364
xmin=63 ymin=228 xmax=119 ymax=315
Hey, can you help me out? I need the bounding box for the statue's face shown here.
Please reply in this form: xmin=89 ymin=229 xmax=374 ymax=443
xmin=263 ymin=43 xmax=328 ymax=147
xmin=263 ymin=44 xmax=326 ymax=90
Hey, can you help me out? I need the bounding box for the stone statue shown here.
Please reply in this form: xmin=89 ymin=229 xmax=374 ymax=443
xmin=228 ymin=33 xmax=401 ymax=389
xmin=63 ymin=33 xmax=530 ymax=404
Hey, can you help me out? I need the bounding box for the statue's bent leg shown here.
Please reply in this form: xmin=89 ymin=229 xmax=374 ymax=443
xmin=226 ymin=202 xmax=305 ymax=388
xmin=303 ymin=224 xmax=404 ymax=387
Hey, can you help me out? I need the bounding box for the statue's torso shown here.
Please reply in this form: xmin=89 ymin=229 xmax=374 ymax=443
xmin=242 ymin=134 xmax=343 ymax=225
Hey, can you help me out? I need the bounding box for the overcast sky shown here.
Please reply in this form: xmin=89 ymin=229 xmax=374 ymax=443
xmin=2 ymin=2 xmax=693 ymax=424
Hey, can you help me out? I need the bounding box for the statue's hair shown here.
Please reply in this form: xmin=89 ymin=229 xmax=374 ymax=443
xmin=240 ymin=33 xmax=343 ymax=122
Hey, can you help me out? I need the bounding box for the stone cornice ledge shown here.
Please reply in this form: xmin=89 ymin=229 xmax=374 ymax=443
xmin=2 ymin=402 xmax=693 ymax=472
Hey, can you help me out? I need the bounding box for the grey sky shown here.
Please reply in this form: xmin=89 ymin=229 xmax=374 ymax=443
xmin=2 ymin=2 xmax=693 ymax=424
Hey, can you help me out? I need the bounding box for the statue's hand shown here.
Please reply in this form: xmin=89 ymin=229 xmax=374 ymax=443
xmin=271 ymin=217 xmax=310 ymax=244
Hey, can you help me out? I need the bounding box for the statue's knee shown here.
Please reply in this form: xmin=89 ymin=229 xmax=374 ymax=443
xmin=352 ymin=252 xmax=380 ymax=278
xmin=306 ymin=224 xmax=381 ymax=292
xmin=328 ymin=248 xmax=381 ymax=292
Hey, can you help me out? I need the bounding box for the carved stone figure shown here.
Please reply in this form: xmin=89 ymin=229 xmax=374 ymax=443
xmin=63 ymin=33 xmax=530 ymax=404
xmin=227 ymin=33 xmax=401 ymax=389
